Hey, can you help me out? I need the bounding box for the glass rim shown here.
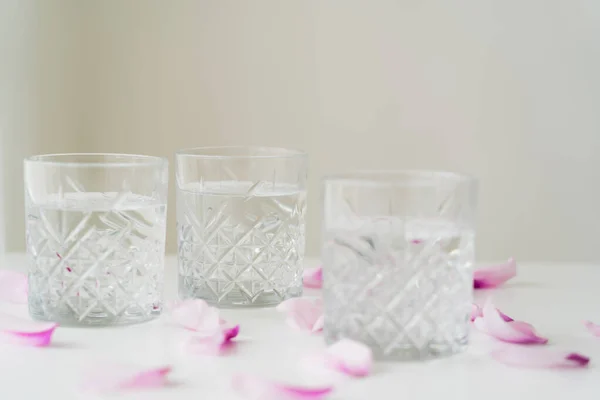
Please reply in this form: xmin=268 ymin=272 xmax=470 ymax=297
xmin=175 ymin=146 xmax=307 ymax=160
xmin=323 ymin=169 xmax=477 ymax=186
xmin=24 ymin=153 xmax=167 ymax=168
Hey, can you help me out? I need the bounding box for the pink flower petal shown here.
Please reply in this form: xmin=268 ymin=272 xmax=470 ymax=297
xmin=276 ymin=298 xmax=323 ymax=333
xmin=187 ymin=323 xmax=241 ymax=355
xmin=0 ymin=314 xmax=57 ymax=347
xmin=170 ymin=300 xmax=241 ymax=355
xmin=187 ymin=334 xmax=227 ymax=355
xmin=303 ymin=267 xmax=323 ymax=289
xmin=474 ymin=258 xmax=517 ymax=289
xmin=82 ymin=364 xmax=173 ymax=392
xmin=491 ymin=347 xmax=590 ymax=369
xmin=232 ymin=374 xmax=333 ymax=400
xmin=0 ymin=270 xmax=28 ymax=304
xmin=222 ymin=324 xmax=240 ymax=342
xmin=473 ymin=301 xmax=547 ymax=344
xmin=312 ymin=315 xmax=324 ymax=333
xmin=170 ymin=299 xmax=221 ymax=333
xmin=470 ymin=303 xmax=482 ymax=321
xmin=584 ymin=321 xmax=600 ymax=337
xmin=121 ymin=367 xmax=172 ymax=390
xmin=471 ymin=303 xmax=513 ymax=322
xmin=324 ymin=339 xmax=373 ymax=377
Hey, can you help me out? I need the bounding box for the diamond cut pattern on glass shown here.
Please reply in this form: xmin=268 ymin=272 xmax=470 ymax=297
xmin=27 ymin=193 xmax=165 ymax=325
xmin=323 ymin=222 xmax=473 ymax=359
xmin=177 ymin=184 xmax=305 ymax=306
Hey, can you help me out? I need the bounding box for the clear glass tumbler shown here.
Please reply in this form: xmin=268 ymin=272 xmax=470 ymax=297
xmin=176 ymin=146 xmax=307 ymax=307
xmin=24 ymin=154 xmax=168 ymax=326
xmin=322 ymin=171 xmax=477 ymax=360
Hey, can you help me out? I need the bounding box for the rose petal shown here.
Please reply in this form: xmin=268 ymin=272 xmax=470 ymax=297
xmin=276 ymin=298 xmax=323 ymax=333
xmin=170 ymin=300 xmax=241 ymax=355
xmin=303 ymin=267 xmax=323 ymax=289
xmin=471 ymin=303 xmax=513 ymax=322
xmin=584 ymin=321 xmax=600 ymax=337
xmin=194 ymin=327 xmax=240 ymax=353
xmin=0 ymin=314 xmax=57 ymax=347
xmin=0 ymin=270 xmax=28 ymax=304
xmin=498 ymin=310 xmax=514 ymax=322
xmin=491 ymin=347 xmax=590 ymax=368
xmin=312 ymin=315 xmax=324 ymax=333
xmin=470 ymin=303 xmax=482 ymax=321
xmin=223 ymin=324 xmax=240 ymax=342
xmin=187 ymin=323 xmax=241 ymax=355
xmin=170 ymin=299 xmax=221 ymax=333
xmin=474 ymin=258 xmax=517 ymax=289
xmin=121 ymin=367 xmax=172 ymax=390
xmin=324 ymin=339 xmax=373 ymax=377
xmin=187 ymin=334 xmax=227 ymax=355
xmin=82 ymin=364 xmax=172 ymax=392
xmin=232 ymin=374 xmax=333 ymax=400
xmin=473 ymin=301 xmax=547 ymax=344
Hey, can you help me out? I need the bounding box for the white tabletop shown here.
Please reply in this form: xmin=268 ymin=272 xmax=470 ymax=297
xmin=0 ymin=253 xmax=598 ymax=399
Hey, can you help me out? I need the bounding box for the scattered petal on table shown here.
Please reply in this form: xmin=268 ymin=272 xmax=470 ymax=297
xmin=0 ymin=314 xmax=57 ymax=347
xmin=0 ymin=270 xmax=28 ymax=304
xmin=170 ymin=299 xmax=221 ymax=333
xmin=498 ymin=310 xmax=515 ymax=322
xmin=276 ymin=298 xmax=323 ymax=333
xmin=323 ymin=339 xmax=373 ymax=377
xmin=474 ymin=258 xmax=517 ymax=289
xmin=471 ymin=303 xmax=482 ymax=321
xmin=584 ymin=321 xmax=600 ymax=337
xmin=473 ymin=301 xmax=547 ymax=344
xmin=170 ymin=300 xmax=241 ymax=355
xmin=303 ymin=267 xmax=323 ymax=289
xmin=187 ymin=323 xmax=241 ymax=355
xmin=312 ymin=315 xmax=324 ymax=332
xmin=187 ymin=334 xmax=227 ymax=356
xmin=82 ymin=364 xmax=173 ymax=392
xmin=232 ymin=374 xmax=333 ymax=400
xmin=222 ymin=323 xmax=240 ymax=342
xmin=491 ymin=347 xmax=590 ymax=369
xmin=470 ymin=303 xmax=513 ymax=322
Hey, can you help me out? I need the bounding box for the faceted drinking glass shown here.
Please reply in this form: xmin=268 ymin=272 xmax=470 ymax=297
xmin=176 ymin=146 xmax=307 ymax=307
xmin=25 ymin=154 xmax=168 ymax=326
xmin=322 ymin=171 xmax=477 ymax=360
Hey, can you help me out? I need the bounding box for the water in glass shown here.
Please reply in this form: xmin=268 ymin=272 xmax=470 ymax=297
xmin=323 ymin=217 xmax=474 ymax=360
xmin=177 ymin=181 xmax=306 ymax=307
xmin=27 ymin=192 xmax=167 ymax=325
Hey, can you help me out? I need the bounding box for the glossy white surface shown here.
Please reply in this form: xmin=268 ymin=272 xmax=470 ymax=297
xmin=1 ymin=254 xmax=598 ymax=399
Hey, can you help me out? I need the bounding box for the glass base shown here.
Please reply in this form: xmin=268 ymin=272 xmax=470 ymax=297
xmin=28 ymin=303 xmax=161 ymax=327
xmin=325 ymin=329 xmax=468 ymax=361
xmin=179 ymin=283 xmax=302 ymax=308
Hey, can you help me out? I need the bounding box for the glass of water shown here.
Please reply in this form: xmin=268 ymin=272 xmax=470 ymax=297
xmin=322 ymin=171 xmax=477 ymax=360
xmin=25 ymin=154 xmax=168 ymax=326
xmin=176 ymin=146 xmax=307 ymax=307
